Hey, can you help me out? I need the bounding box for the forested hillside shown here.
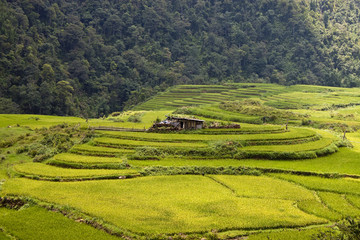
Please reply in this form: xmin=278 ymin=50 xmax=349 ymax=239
xmin=1 ymin=0 xmax=360 ymax=116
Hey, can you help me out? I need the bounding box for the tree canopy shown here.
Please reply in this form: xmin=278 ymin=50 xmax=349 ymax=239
xmin=1 ymin=0 xmax=360 ymax=116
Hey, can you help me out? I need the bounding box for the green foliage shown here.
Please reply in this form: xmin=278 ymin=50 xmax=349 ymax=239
xmin=3 ymin=1 xmax=360 ymax=115
xmin=247 ymin=227 xmax=326 ymax=240
xmin=0 ymin=231 xmax=9 ymax=240
xmin=128 ymin=147 xmax=163 ymax=160
xmin=46 ymin=159 xmax=129 ymax=170
xmin=236 ymin=150 xmax=318 ymax=160
xmin=0 ymin=197 xmax=26 ymax=210
xmin=139 ymin=166 xmax=262 ymax=176
xmin=220 ymin=100 xmax=301 ymax=123
xmin=13 ymin=124 xmax=94 ymax=162
xmin=313 ymin=218 xmax=360 ymax=240
xmin=211 ymin=140 xmax=244 ymax=158
xmin=0 ymin=98 xmax=21 ymax=114
xmin=127 ymin=112 xmax=143 ymax=123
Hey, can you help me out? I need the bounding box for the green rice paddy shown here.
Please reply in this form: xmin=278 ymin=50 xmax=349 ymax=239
xmin=0 ymin=206 xmax=120 ymax=240
xmin=93 ymin=137 xmax=208 ymax=148
xmin=347 ymin=194 xmax=360 ymax=209
xmin=2 ymin=84 xmax=360 ymax=239
xmin=242 ymin=138 xmax=334 ymax=152
xmin=317 ymin=192 xmax=360 ymax=217
xmin=210 ymin=175 xmax=315 ymax=201
xmin=297 ymin=199 xmax=343 ymax=221
xmin=97 ymin=127 xmax=317 ymax=142
xmin=12 ymin=163 xmax=138 ymax=179
xmin=2 ymin=176 xmax=325 ymax=234
xmin=128 ymin=147 xmax=360 ymax=175
xmin=53 ymin=153 xmax=123 ymax=164
xmin=70 ymin=144 xmax=135 ymax=156
xmin=271 ymin=174 xmax=360 ymax=195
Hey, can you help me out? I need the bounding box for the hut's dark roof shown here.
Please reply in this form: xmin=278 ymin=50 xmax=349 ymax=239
xmin=169 ymin=117 xmax=205 ymax=122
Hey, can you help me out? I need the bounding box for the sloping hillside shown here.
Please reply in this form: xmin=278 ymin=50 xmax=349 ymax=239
xmin=2 ymin=0 xmax=360 ymax=116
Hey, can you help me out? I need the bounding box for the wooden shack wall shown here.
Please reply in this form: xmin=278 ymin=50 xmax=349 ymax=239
xmin=182 ymin=120 xmax=203 ymax=129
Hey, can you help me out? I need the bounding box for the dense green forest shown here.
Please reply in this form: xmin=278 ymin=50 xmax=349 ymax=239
xmin=2 ymin=0 xmax=360 ymax=116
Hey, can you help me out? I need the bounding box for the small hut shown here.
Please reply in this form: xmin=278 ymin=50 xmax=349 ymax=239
xmin=151 ymin=116 xmax=205 ymax=131
xmin=169 ymin=116 xmax=205 ymax=130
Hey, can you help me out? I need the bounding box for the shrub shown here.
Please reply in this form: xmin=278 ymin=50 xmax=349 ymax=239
xmin=235 ymin=151 xmax=317 ymax=160
xmin=301 ymin=119 xmax=312 ymax=126
xmin=211 ymin=140 xmax=244 ymax=157
xmin=129 ymin=147 xmax=163 ymax=160
xmin=313 ymin=217 xmax=360 ymax=240
xmin=108 ymin=118 xmax=124 ymax=122
xmin=33 ymin=154 xmax=49 ymax=162
xmin=139 ymin=166 xmax=262 ymax=176
xmin=16 ymin=145 xmax=29 ymax=154
xmin=81 ymin=131 xmax=94 ymax=144
xmin=0 ymin=197 xmax=26 ymax=210
xmin=111 ymin=112 xmax=122 ymax=117
xmin=47 ymin=159 xmax=129 ymax=169
xmin=127 ymin=113 xmax=142 ymax=123
xmin=315 ymin=144 xmax=338 ymax=157
xmin=0 ymin=136 xmax=19 ymax=148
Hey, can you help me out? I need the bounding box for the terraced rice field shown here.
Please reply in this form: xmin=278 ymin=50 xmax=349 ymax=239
xmin=92 ymin=137 xmax=209 ymax=148
xmin=4 ymin=120 xmax=356 ymax=238
xmin=2 ymin=176 xmax=326 ymax=234
xmin=53 ymin=153 xmax=123 ymax=164
xmin=70 ymin=144 xmax=135 ymax=156
xmin=2 ymin=84 xmax=360 ymax=239
xmin=13 ymin=163 xmax=139 ymax=180
xmin=0 ymin=206 xmax=120 ymax=240
xmin=134 ymin=84 xmax=286 ymax=110
xmin=97 ymin=128 xmax=317 ymax=142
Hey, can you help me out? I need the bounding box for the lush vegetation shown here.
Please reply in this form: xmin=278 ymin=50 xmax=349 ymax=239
xmin=1 ymin=83 xmax=360 ymax=239
xmin=4 ymin=1 xmax=360 ymax=116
